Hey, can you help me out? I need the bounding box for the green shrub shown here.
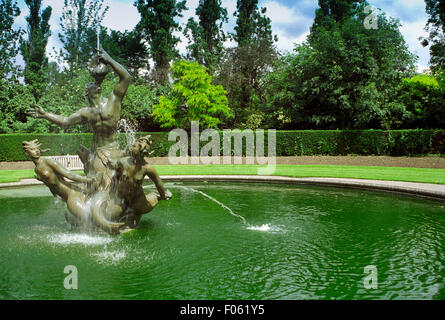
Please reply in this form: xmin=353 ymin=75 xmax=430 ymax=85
xmin=398 ymin=74 xmax=445 ymax=129
xmin=1 ymin=130 xmax=444 ymax=162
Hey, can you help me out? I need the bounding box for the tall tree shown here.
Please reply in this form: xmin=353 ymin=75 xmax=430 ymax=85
xmin=58 ymin=0 xmax=109 ymax=69
xmin=0 ymin=0 xmax=21 ymax=78
xmin=233 ymin=0 xmax=257 ymax=46
xmin=101 ymin=29 xmax=149 ymax=79
xmin=311 ymin=0 xmax=364 ymax=33
xmin=217 ymin=0 xmax=277 ymax=127
xmin=20 ymin=0 xmax=52 ymax=101
xmin=135 ymin=0 xmax=187 ymax=84
xmin=184 ymin=0 xmax=228 ymax=74
xmin=421 ymin=0 xmax=445 ymax=71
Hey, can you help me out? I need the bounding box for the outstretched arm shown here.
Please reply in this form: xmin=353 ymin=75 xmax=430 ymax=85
xmin=145 ymin=165 xmax=170 ymax=200
xmin=48 ymin=159 xmax=91 ymax=183
xmin=28 ymin=105 xmax=88 ymax=127
xmin=98 ymin=48 xmax=131 ymax=101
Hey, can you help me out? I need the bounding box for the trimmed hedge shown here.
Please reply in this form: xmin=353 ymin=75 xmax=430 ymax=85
xmin=1 ymin=130 xmax=444 ymax=162
xmin=276 ymin=130 xmax=444 ymax=156
xmin=0 ymin=133 xmax=172 ymax=162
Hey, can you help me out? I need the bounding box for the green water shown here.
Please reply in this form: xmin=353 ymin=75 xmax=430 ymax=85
xmin=0 ymin=182 xmax=445 ymax=300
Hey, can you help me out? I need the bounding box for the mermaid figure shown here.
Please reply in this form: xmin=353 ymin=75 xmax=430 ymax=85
xmin=22 ymin=140 xmax=124 ymax=233
xmin=92 ymin=136 xmax=172 ymax=231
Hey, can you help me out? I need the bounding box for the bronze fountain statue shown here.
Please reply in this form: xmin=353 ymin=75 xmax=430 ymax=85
xmin=26 ymin=48 xmax=171 ymax=234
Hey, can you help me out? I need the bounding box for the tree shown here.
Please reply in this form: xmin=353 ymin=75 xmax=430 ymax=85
xmin=0 ymin=0 xmax=21 ymax=78
xmin=216 ymin=0 xmax=277 ymax=127
xmin=421 ymin=0 xmax=445 ymax=71
xmin=264 ymin=3 xmax=416 ymax=130
xmin=20 ymin=0 xmax=52 ymax=101
xmin=184 ymin=0 xmax=228 ymax=74
xmin=135 ymin=0 xmax=187 ymax=84
xmin=58 ymin=0 xmax=109 ymax=69
xmin=311 ymin=0 xmax=364 ymax=33
xmin=152 ymin=60 xmax=231 ymax=129
xmin=233 ymin=0 xmax=257 ymax=46
xmin=0 ymin=79 xmax=35 ymax=133
xmin=101 ymin=29 xmax=149 ymax=79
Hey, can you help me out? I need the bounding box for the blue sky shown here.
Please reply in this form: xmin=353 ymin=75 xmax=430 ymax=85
xmin=14 ymin=0 xmax=430 ymax=70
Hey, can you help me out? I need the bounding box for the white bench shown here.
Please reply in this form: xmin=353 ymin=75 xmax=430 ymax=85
xmin=43 ymin=155 xmax=84 ymax=170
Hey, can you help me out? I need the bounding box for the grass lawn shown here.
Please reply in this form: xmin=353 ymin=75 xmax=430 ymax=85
xmin=1 ymin=165 xmax=445 ymax=184
xmin=0 ymin=170 xmax=36 ymax=183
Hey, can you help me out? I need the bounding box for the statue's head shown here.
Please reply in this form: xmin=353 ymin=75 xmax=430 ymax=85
xmin=22 ymin=139 xmax=49 ymax=160
xmin=85 ymin=82 xmax=102 ymax=105
xmin=129 ymin=136 xmax=153 ymax=159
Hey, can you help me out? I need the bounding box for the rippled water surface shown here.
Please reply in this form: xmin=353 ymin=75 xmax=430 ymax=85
xmin=1 ymin=182 xmax=445 ymax=299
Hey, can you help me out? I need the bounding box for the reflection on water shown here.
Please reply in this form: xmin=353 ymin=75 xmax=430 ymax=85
xmin=0 ymin=182 xmax=445 ymax=300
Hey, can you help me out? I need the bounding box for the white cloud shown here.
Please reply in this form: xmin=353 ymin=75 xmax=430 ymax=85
xmin=262 ymin=1 xmax=312 ymax=52
xmin=370 ymin=0 xmax=426 ymax=23
xmin=264 ymin=1 xmax=298 ymax=25
xmin=400 ymin=20 xmax=429 ymax=69
xmin=101 ymin=1 xmax=140 ymax=32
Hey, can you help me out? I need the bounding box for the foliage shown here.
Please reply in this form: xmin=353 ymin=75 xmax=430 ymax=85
xmin=101 ymin=76 xmax=172 ymax=131
xmin=0 ymin=79 xmax=36 ymax=134
xmin=1 ymin=0 xmax=444 ymax=135
xmin=135 ymin=0 xmax=187 ymax=84
xmin=311 ymin=0 xmax=365 ymax=34
xmin=275 ymin=130 xmax=443 ymax=156
xmin=216 ymin=0 xmax=278 ymax=127
xmin=32 ymin=68 xmax=92 ymax=133
xmin=0 ymin=0 xmax=21 ymax=78
xmin=242 ymin=111 xmax=265 ymax=130
xmin=58 ymin=0 xmax=109 ymax=69
xmin=184 ymin=0 xmax=228 ymax=75
xmin=232 ymin=0 xmax=277 ymax=46
xmin=421 ymin=0 xmax=445 ymax=71
xmin=152 ymin=60 xmax=231 ymax=129
xmin=20 ymin=0 xmax=52 ymax=101
xmin=101 ymin=29 xmax=149 ymax=79
xmin=264 ymin=3 xmax=416 ymax=130
xmin=396 ymin=73 xmax=445 ymax=129
xmin=2 ymin=130 xmax=445 ymax=162
xmin=0 ymin=132 xmax=173 ymax=161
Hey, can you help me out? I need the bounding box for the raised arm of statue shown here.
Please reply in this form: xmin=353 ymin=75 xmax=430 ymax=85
xmin=28 ymin=105 xmax=89 ymax=128
xmin=97 ymin=48 xmax=131 ymax=102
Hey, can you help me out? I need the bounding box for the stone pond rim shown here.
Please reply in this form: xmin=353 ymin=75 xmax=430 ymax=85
xmin=2 ymin=175 xmax=445 ymax=203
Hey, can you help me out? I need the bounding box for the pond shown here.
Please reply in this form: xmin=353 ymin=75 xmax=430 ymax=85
xmin=0 ymin=182 xmax=444 ymax=299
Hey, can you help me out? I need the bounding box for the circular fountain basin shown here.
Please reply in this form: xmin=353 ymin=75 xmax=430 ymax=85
xmin=0 ymin=182 xmax=444 ymax=299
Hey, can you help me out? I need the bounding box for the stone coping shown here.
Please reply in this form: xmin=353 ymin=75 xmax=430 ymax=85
xmin=3 ymin=155 xmax=445 ymax=170
xmin=1 ymin=175 xmax=445 ymax=202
